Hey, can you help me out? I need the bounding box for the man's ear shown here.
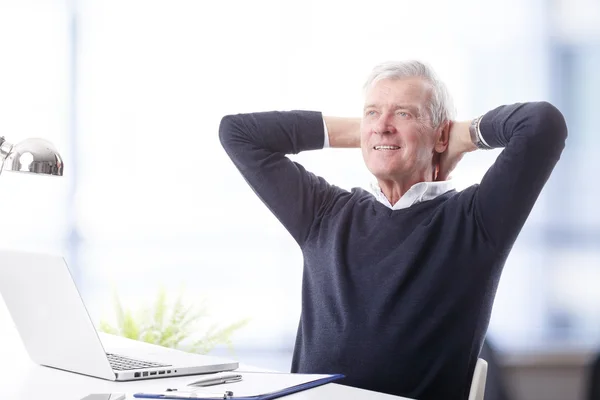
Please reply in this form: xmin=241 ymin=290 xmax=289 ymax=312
xmin=434 ymin=121 xmax=450 ymax=153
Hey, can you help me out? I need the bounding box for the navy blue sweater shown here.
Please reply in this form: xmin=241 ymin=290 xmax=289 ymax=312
xmin=219 ymin=103 xmax=567 ymax=400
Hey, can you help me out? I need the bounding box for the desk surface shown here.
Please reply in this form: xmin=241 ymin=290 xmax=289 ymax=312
xmin=0 ymin=301 xmax=412 ymax=400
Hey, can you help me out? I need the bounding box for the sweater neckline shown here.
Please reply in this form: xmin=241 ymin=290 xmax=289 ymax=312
xmin=367 ymin=189 xmax=457 ymax=215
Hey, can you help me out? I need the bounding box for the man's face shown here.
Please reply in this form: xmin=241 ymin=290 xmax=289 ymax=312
xmin=360 ymin=77 xmax=440 ymax=182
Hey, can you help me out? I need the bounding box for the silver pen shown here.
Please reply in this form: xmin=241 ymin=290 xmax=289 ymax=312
xmin=187 ymin=372 xmax=243 ymax=387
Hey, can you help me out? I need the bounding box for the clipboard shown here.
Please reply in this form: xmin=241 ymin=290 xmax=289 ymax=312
xmin=133 ymin=373 xmax=344 ymax=399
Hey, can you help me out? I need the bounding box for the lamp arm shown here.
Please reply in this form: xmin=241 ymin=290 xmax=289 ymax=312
xmin=0 ymin=137 xmax=14 ymax=175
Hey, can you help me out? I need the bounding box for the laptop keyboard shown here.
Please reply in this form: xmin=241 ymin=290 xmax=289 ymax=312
xmin=106 ymin=353 xmax=171 ymax=371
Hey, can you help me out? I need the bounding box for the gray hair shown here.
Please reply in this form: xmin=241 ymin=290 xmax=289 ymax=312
xmin=363 ymin=60 xmax=455 ymax=128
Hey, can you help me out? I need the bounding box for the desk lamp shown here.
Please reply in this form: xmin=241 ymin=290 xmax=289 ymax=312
xmin=0 ymin=136 xmax=63 ymax=176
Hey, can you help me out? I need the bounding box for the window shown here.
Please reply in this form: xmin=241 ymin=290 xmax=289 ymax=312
xmin=3 ymin=0 xmax=598 ymax=372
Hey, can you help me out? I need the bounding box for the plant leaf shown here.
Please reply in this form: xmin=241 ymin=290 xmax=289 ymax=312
xmin=122 ymin=310 xmax=140 ymax=340
xmin=190 ymin=318 xmax=251 ymax=354
xmin=100 ymin=287 xmax=248 ymax=354
xmin=153 ymin=287 xmax=168 ymax=332
xmin=98 ymin=320 xmax=118 ymax=335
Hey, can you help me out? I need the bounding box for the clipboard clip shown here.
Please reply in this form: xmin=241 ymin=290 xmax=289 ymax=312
xmin=207 ymin=390 xmax=234 ymax=399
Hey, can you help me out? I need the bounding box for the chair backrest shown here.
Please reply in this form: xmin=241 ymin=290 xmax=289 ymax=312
xmin=468 ymin=358 xmax=489 ymax=400
xmin=587 ymin=351 xmax=600 ymax=400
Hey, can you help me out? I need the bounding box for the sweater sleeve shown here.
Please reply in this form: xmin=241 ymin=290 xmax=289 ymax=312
xmin=474 ymin=101 xmax=568 ymax=251
xmin=219 ymin=110 xmax=335 ymax=246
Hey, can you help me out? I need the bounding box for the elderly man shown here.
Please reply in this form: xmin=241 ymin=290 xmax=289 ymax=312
xmin=219 ymin=61 xmax=567 ymax=400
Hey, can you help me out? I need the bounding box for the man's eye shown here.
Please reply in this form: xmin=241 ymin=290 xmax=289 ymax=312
xmin=397 ymin=111 xmax=409 ymax=118
xmin=366 ymin=110 xmax=377 ymax=116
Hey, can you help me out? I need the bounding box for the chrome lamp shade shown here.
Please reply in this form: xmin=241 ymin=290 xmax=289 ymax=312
xmin=0 ymin=136 xmax=63 ymax=177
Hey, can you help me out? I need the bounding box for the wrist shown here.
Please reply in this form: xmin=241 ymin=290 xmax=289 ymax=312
xmin=455 ymin=120 xmax=477 ymax=153
xmin=469 ymin=116 xmax=492 ymax=150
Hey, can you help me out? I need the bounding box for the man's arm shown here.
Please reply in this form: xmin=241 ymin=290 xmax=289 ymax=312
xmin=323 ymin=117 xmax=361 ymax=148
xmin=219 ymin=111 xmax=341 ymax=246
xmin=443 ymin=102 xmax=568 ymax=251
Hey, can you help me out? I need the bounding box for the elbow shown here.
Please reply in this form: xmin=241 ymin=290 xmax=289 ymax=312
xmin=532 ymin=101 xmax=568 ymax=144
xmin=218 ymin=114 xmax=242 ymax=149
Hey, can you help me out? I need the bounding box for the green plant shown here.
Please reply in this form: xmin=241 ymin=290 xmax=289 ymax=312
xmin=98 ymin=286 xmax=250 ymax=355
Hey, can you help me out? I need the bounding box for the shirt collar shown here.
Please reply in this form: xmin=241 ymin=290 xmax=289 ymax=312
xmin=370 ymin=180 xmax=455 ymax=210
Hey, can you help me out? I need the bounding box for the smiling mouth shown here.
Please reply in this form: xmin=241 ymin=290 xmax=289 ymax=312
xmin=373 ymin=145 xmax=400 ymax=150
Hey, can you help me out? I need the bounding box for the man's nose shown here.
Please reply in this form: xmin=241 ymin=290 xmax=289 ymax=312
xmin=374 ymin=113 xmax=395 ymax=135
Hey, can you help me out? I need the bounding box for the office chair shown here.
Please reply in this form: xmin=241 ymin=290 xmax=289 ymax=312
xmin=468 ymin=358 xmax=488 ymax=400
xmin=479 ymin=338 xmax=512 ymax=400
xmin=587 ymin=351 xmax=600 ymax=400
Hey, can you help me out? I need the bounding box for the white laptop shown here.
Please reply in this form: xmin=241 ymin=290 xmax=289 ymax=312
xmin=0 ymin=250 xmax=239 ymax=381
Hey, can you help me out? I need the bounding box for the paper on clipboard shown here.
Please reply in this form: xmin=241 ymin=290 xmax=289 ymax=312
xmin=133 ymin=371 xmax=344 ymax=399
xmin=133 ymin=390 xmax=230 ymax=399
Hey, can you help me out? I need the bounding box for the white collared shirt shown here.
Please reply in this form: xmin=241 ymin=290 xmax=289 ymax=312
xmin=322 ymin=118 xmax=455 ymax=210
xmin=369 ymin=180 xmax=455 ymax=210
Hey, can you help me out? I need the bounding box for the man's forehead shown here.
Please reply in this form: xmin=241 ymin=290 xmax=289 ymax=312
xmin=378 ymin=83 xmax=393 ymax=95
xmin=365 ymin=78 xmax=430 ymax=107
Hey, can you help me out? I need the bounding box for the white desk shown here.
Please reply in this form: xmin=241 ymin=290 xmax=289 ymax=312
xmin=0 ymin=301 xmax=412 ymax=400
